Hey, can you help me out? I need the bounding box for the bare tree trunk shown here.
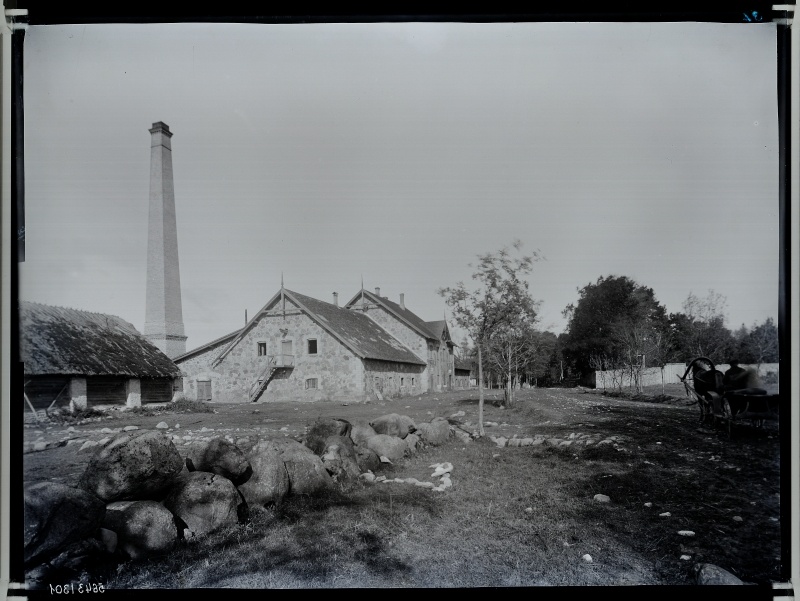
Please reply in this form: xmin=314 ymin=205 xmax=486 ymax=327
xmin=477 ymin=343 xmax=485 ymax=436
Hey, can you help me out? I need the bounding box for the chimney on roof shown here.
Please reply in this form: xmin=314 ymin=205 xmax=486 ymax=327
xmin=375 ymin=287 xmax=381 ymax=297
xmin=400 ymin=293 xmax=405 ymax=310
xmin=333 ymin=292 xmax=339 ymax=307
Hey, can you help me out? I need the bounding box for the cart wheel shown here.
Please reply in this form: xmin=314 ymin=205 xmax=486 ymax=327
xmin=721 ymin=399 xmax=734 ymax=439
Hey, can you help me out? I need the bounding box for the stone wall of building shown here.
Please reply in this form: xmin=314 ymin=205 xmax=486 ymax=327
xmin=355 ymin=303 xmax=431 ymax=392
xmin=176 ymin=336 xmax=234 ymax=402
xmin=363 ymin=359 xmax=426 ymax=398
xmin=179 ymin=300 xmax=366 ymax=403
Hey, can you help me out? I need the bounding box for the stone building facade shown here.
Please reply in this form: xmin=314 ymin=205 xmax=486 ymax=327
xmin=174 ymin=287 xmax=433 ymax=403
xmin=344 ymin=288 xmax=456 ymax=394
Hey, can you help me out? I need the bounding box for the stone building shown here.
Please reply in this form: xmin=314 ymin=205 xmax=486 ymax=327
xmin=20 ymin=301 xmax=182 ymax=411
xmin=454 ymin=359 xmax=474 ymax=389
xmin=344 ymin=288 xmax=456 ymax=393
xmin=174 ymin=286 xmax=457 ymax=403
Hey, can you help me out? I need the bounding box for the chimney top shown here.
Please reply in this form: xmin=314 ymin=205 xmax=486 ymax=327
xmin=332 ymin=292 xmax=339 ymax=307
xmin=399 ymin=293 xmax=405 ymax=310
xmin=149 ymin=122 xmax=173 ymax=137
xmin=375 ymin=287 xmax=381 ymax=297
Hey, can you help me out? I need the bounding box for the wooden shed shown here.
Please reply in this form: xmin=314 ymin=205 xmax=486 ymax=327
xmin=20 ymin=301 xmax=183 ymax=412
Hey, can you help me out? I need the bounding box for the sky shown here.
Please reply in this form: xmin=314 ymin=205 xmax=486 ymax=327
xmin=19 ymin=21 xmax=780 ymax=351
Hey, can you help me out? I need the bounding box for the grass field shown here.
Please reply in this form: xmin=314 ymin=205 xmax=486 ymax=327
xmin=22 ymin=386 xmax=784 ymax=588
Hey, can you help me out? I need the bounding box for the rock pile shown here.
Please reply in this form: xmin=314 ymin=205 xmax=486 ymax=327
xmin=24 ymin=411 xmax=460 ymax=583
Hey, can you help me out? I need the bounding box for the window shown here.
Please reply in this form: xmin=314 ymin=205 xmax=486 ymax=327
xmin=400 ymin=377 xmax=404 ymax=387
xmin=411 ymin=377 xmax=415 ymax=387
xmin=257 ymin=342 xmax=267 ymax=356
xmin=305 ymin=378 xmax=318 ymax=390
xmin=197 ymin=380 xmax=212 ymax=402
xmin=307 ymin=338 xmax=317 ymax=354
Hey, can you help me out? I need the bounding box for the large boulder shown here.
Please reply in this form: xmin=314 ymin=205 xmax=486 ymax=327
xmin=102 ymin=500 xmax=178 ymax=559
xmin=274 ymin=439 xmax=335 ymax=496
xmin=350 ymin=423 xmax=378 ymax=447
xmin=237 ymin=441 xmax=290 ymax=507
xmin=369 ymin=414 xmax=416 ymax=439
xmin=415 ymin=418 xmax=451 ymax=446
xmin=404 ymin=433 xmax=422 ymax=455
xmin=163 ymin=472 xmax=242 ymax=539
xmin=320 ymin=435 xmax=361 ymax=483
xmin=24 ymin=482 xmax=106 ymax=567
xmin=303 ymin=418 xmax=352 ymax=455
xmin=185 ymin=437 xmax=252 ymax=486
xmin=363 ymin=434 xmax=407 ymax=462
xmin=694 ymin=563 xmax=745 ymax=585
xmin=353 ymin=444 xmax=381 ymax=473
xmin=78 ymin=430 xmax=184 ymax=502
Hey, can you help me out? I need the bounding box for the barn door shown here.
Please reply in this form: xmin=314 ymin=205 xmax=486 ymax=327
xmin=281 ymin=340 xmax=293 ymax=362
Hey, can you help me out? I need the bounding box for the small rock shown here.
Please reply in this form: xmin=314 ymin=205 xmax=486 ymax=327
xmin=582 ymin=554 xmax=593 ymax=563
xmin=174 ymin=424 xmax=180 ymax=429
xmin=33 ymin=442 xmax=47 ymax=452
xmin=593 ymin=494 xmax=610 ymax=503
xmin=200 ymin=427 xmax=212 ymax=433
xmin=656 ymin=442 xmax=662 ymax=445
xmin=66 ymin=427 xmax=76 ymax=433
xmin=659 ymin=512 xmax=671 ymax=517
xmin=524 ymin=507 xmax=533 ymax=513
xmin=379 ymin=456 xmax=393 ymax=464
xmin=680 ymin=555 xmax=691 ymax=561
xmin=492 ymin=453 xmax=500 ymax=458
xmin=123 ymin=426 xmax=139 ymax=432
xmin=732 ymin=516 xmax=743 ymax=522
xmin=279 ymin=427 xmax=289 ymax=432
xmin=78 ymin=440 xmax=99 ymax=453
xmin=360 ymin=472 xmax=375 ymax=483
xmin=678 ymin=530 xmax=696 ymax=537
xmin=155 ymin=422 xmax=169 ymax=429
xmin=101 ymin=428 xmax=114 ymax=434
xmin=644 ymin=502 xmax=653 ymax=507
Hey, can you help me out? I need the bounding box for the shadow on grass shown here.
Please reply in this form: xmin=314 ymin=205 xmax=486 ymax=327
xmin=102 ymin=483 xmax=445 ymax=588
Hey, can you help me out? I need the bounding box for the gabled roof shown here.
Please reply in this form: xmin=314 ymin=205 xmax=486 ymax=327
xmin=173 ymin=328 xmax=241 ymax=363
xmin=344 ymin=289 xmax=438 ymax=340
xmin=425 ymin=320 xmax=457 ymax=347
xmin=454 ymin=359 xmax=474 ymax=372
xmin=212 ymin=289 xmax=426 ymax=367
xmin=20 ymin=301 xmax=181 ymax=378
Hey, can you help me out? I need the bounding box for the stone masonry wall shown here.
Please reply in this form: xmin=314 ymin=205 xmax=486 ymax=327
xmin=355 ymin=303 xmax=431 ymax=392
xmin=363 ymin=359 xmax=426 ymax=398
xmin=183 ymin=300 xmax=365 ymax=403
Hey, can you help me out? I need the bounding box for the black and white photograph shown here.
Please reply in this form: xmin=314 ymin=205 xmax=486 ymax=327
xmin=4 ymin=7 xmax=796 ymax=594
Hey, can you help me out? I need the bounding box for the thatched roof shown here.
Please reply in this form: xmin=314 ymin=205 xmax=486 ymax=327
xmin=20 ymin=301 xmax=182 ymax=378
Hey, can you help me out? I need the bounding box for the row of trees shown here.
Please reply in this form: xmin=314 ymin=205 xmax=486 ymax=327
xmin=439 ymin=242 xmax=779 ymax=431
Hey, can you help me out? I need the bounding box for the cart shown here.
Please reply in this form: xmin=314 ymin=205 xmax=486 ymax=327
xmin=679 ymin=357 xmax=779 ymax=438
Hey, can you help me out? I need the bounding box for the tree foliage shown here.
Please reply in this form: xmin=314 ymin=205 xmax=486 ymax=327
xmin=561 ymin=275 xmax=669 ymax=378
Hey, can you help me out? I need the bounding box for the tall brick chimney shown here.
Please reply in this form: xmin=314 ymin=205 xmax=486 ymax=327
xmin=399 ymin=293 xmax=405 ymax=310
xmin=144 ymin=121 xmax=187 ymax=358
xmin=375 ymin=287 xmax=381 ymax=297
xmin=333 ymin=292 xmax=339 ymax=307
